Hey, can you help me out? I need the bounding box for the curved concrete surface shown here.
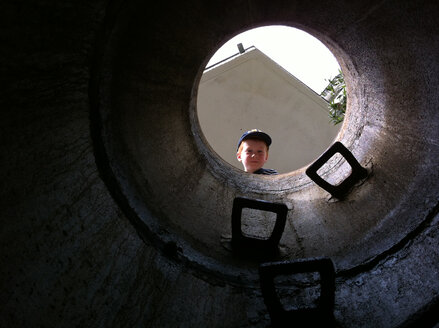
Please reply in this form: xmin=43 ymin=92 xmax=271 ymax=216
xmin=1 ymin=0 xmax=439 ymax=327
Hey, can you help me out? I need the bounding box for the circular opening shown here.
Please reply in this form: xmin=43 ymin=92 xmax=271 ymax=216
xmin=196 ymin=25 xmax=344 ymax=174
xmin=95 ymin=1 xmax=439 ymax=286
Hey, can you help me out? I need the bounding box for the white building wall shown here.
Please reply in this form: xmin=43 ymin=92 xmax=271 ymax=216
xmin=197 ymin=48 xmax=340 ymax=174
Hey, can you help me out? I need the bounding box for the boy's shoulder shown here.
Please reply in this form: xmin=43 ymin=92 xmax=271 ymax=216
xmin=253 ymin=168 xmax=278 ymax=175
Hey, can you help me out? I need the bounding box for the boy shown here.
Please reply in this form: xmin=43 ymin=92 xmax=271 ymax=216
xmin=236 ymin=129 xmax=278 ymax=175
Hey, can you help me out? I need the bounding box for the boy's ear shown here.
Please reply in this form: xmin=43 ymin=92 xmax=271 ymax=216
xmin=237 ymin=152 xmax=242 ymax=162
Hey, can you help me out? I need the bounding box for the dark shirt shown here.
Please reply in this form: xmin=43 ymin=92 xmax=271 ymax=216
xmin=253 ymin=168 xmax=278 ymax=175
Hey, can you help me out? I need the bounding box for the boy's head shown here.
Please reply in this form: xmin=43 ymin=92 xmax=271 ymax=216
xmin=236 ymin=129 xmax=272 ymax=173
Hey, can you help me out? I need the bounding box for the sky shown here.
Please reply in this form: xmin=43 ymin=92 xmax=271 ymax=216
xmin=206 ymin=25 xmax=340 ymax=94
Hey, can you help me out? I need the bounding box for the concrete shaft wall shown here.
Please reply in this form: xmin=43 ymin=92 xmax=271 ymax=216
xmin=1 ymin=0 xmax=438 ymax=327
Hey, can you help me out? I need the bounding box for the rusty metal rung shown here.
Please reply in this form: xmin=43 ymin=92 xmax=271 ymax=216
xmin=259 ymin=257 xmax=336 ymax=327
xmin=306 ymin=141 xmax=368 ymax=198
xmin=231 ymin=197 xmax=288 ymax=260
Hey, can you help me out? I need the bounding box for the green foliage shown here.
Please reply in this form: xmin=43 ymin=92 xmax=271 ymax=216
xmin=321 ymin=70 xmax=346 ymax=125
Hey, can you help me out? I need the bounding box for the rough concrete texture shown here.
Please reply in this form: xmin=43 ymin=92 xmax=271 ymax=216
xmin=1 ymin=0 xmax=439 ymax=327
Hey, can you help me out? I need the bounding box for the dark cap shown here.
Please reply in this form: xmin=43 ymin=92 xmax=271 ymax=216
xmin=237 ymin=129 xmax=272 ymax=151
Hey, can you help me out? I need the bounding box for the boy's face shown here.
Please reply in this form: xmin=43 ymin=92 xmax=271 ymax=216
xmin=237 ymin=139 xmax=269 ymax=173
